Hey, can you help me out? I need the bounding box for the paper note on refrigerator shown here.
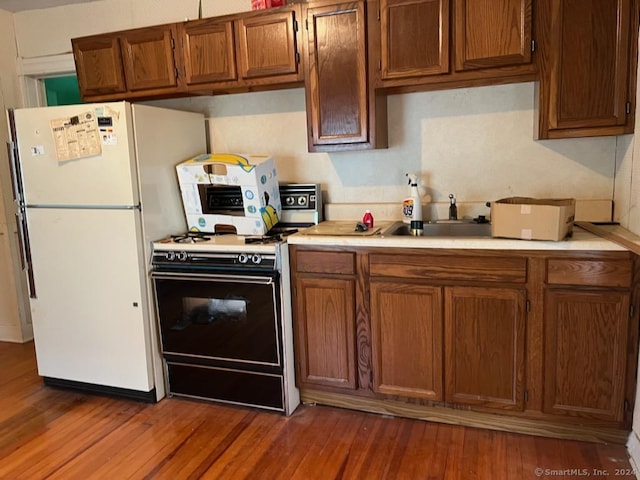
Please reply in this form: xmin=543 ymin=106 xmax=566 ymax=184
xmin=50 ymin=111 xmax=102 ymax=162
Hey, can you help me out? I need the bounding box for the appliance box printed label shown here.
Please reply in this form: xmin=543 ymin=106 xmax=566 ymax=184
xmin=177 ymin=153 xmax=281 ymax=235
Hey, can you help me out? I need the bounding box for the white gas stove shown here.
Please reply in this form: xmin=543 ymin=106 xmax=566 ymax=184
xmin=149 ymin=184 xmax=321 ymax=415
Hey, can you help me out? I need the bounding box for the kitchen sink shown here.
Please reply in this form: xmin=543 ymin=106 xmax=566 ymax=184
xmin=385 ymin=221 xmax=492 ymax=237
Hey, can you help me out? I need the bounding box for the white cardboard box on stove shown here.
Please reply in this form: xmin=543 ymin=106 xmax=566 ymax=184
xmin=177 ymin=153 xmax=282 ymax=235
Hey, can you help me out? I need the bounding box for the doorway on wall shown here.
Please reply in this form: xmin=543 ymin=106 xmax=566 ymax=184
xmin=43 ymin=75 xmax=82 ymax=106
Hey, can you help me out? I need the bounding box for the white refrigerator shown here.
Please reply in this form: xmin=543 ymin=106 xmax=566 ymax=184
xmin=7 ymin=102 xmax=206 ymax=401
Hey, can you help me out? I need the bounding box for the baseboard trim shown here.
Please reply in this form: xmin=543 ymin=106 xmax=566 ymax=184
xmin=43 ymin=377 xmax=157 ymax=403
xmin=301 ymin=389 xmax=629 ymax=445
xmin=626 ymin=431 xmax=640 ymax=479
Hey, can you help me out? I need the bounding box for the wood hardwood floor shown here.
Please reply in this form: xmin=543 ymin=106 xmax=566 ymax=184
xmin=0 ymin=341 xmax=637 ymax=480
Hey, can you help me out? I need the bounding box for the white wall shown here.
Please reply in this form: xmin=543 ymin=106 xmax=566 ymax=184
xmin=148 ymin=82 xmax=617 ymax=221
xmin=211 ymin=83 xmax=616 ymax=204
xmin=0 ymin=8 xmax=32 ymax=342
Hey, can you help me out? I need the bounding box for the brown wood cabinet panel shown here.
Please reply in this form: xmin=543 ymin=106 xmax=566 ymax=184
xmin=454 ymin=0 xmax=531 ymax=71
xmin=444 ymin=286 xmax=526 ymax=410
xmin=294 ymin=276 xmax=357 ymax=389
xmin=237 ymin=9 xmax=299 ymax=80
xmin=295 ymin=250 xmax=356 ymax=275
xmin=376 ymin=0 xmax=536 ymax=91
xmin=120 ymin=25 xmax=178 ymax=91
xmin=543 ymin=289 xmax=629 ymax=421
xmin=72 ymin=34 xmax=126 ymax=97
xmin=537 ymin=0 xmax=638 ymax=138
xmin=370 ymin=281 xmax=444 ymax=400
xmin=180 ymin=18 xmax=237 ymax=86
xmin=369 ymin=253 xmax=527 ymax=283
xmin=380 ymin=0 xmax=450 ymax=79
xmin=547 ymin=259 xmax=633 ymax=288
xmin=304 ymin=1 xmax=369 ymax=148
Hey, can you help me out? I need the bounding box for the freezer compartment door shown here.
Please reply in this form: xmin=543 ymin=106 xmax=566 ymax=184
xmin=26 ymin=207 xmax=154 ymax=392
xmin=14 ymin=102 xmax=139 ymax=207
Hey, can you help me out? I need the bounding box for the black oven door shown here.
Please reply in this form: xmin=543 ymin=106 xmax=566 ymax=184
xmin=152 ymin=272 xmax=282 ymax=371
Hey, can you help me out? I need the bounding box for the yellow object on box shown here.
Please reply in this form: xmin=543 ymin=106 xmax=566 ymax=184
xmin=176 ymin=153 xmax=281 ymax=235
xmin=491 ymin=197 xmax=575 ymax=241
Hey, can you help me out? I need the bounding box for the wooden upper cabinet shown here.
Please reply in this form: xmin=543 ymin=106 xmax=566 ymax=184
xmin=179 ymin=18 xmax=237 ymax=86
xmin=73 ymin=6 xmax=304 ymax=101
xmin=72 ymin=33 xmax=127 ymax=97
xmin=454 ymin=0 xmax=532 ymax=71
xmin=179 ymin=6 xmax=302 ymax=91
xmin=304 ymin=0 xmax=386 ymax=152
xmin=377 ymin=0 xmax=536 ymax=90
xmin=380 ymin=0 xmax=450 ymax=79
xmin=120 ymin=25 xmax=179 ymax=91
xmin=537 ymin=0 xmax=638 ymax=138
xmin=305 ymin=1 xmax=368 ymax=147
xmin=237 ymin=9 xmax=300 ymax=80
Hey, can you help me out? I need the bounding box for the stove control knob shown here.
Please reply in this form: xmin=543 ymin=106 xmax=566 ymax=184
xmin=285 ymin=196 xmax=295 ymax=206
xmin=177 ymin=251 xmax=188 ymax=262
xmin=297 ymin=196 xmax=307 ymax=206
xmin=251 ymin=254 xmax=263 ymax=265
xmin=165 ymin=251 xmax=176 ymax=262
xmin=238 ymin=253 xmax=250 ymax=264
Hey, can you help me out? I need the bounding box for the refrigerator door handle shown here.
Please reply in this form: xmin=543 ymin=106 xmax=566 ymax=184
xmin=7 ymin=110 xmax=36 ymax=298
xmin=6 ymin=141 xmax=22 ymax=206
xmin=15 ymin=210 xmax=36 ymax=298
xmin=6 ymin=109 xmax=24 ymax=207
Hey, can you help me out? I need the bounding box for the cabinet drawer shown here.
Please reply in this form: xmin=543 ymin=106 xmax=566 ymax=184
xmin=295 ymin=250 xmax=355 ymax=275
xmin=546 ymin=259 xmax=632 ymax=288
xmin=369 ymin=254 xmax=526 ymax=283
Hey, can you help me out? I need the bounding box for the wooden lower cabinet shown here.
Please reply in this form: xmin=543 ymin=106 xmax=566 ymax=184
xmin=291 ymin=246 xmax=638 ymax=442
xmin=369 ymin=281 xmax=525 ymax=409
xmin=543 ymin=288 xmax=630 ymax=422
xmin=293 ymin=275 xmax=357 ymax=390
xmin=444 ymin=286 xmax=526 ymax=410
xmin=370 ymin=281 xmax=444 ymax=400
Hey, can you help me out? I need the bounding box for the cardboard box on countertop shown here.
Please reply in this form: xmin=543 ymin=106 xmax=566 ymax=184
xmin=176 ymin=153 xmax=281 ymax=235
xmin=491 ymin=197 xmax=575 ymax=241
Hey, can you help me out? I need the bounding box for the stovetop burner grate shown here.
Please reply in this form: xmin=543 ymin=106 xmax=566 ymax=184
xmin=171 ymin=232 xmax=212 ymax=243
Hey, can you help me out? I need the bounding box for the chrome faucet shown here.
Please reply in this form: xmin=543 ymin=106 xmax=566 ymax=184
xmin=449 ymin=194 xmax=457 ymax=220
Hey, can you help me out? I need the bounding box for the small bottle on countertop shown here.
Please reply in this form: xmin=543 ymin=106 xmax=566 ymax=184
xmin=362 ymin=210 xmax=374 ymax=228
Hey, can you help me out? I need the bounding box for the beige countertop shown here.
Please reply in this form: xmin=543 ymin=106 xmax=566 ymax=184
xmin=288 ymin=221 xmax=628 ymax=251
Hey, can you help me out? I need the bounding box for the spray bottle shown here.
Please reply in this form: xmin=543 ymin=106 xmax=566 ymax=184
xmin=402 ymin=173 xmax=423 ymax=235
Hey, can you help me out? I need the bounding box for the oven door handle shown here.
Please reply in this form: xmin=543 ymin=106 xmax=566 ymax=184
xmin=151 ymin=271 xmax=277 ymax=284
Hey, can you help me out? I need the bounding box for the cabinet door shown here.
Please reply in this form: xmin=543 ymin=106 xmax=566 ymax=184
xmin=180 ymin=18 xmax=237 ymax=86
xmin=454 ymin=0 xmax=532 ymax=71
xmin=543 ymin=289 xmax=629 ymax=422
xmin=294 ymin=276 xmax=357 ymax=390
xmin=237 ymin=9 xmax=300 ymax=80
xmin=120 ymin=25 xmax=178 ymax=91
xmin=444 ymin=286 xmax=526 ymax=411
xmin=380 ymin=0 xmax=450 ymax=79
xmin=305 ymin=1 xmax=369 ymax=147
xmin=72 ymin=34 xmax=127 ymax=97
xmin=537 ymin=0 xmax=636 ymax=138
xmin=370 ymin=281 xmax=444 ymax=400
